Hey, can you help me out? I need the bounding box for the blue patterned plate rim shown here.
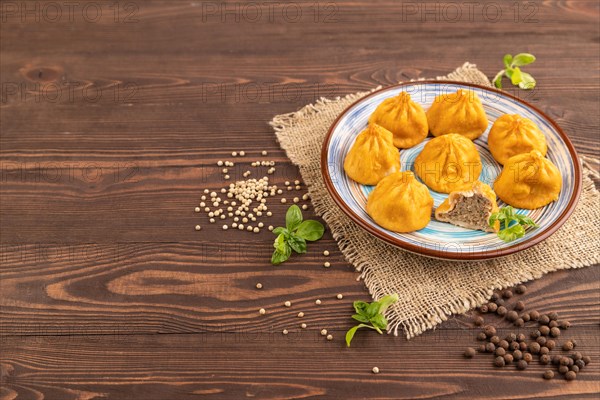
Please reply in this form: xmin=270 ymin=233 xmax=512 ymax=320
xmin=321 ymin=81 xmax=582 ymax=261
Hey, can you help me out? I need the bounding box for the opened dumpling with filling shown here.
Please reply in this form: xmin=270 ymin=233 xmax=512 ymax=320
xmin=343 ymin=123 xmax=400 ymax=185
xmin=368 ymin=92 xmax=428 ymax=149
xmin=488 ymin=114 xmax=547 ymax=165
xmin=367 ymin=171 xmax=433 ymax=232
xmin=426 ymin=89 xmax=489 ymax=140
xmin=435 ymin=181 xmax=500 ymax=232
xmin=414 ymin=133 xmax=482 ymax=194
xmin=494 ymin=150 xmax=562 ymax=209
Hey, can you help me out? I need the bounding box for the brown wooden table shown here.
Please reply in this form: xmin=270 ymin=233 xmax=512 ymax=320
xmin=1 ymin=1 xmax=599 ymax=399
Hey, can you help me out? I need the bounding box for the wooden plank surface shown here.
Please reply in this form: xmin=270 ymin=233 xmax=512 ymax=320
xmin=1 ymin=0 xmax=599 ymax=399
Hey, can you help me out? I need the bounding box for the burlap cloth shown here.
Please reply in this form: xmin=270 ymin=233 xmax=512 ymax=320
xmin=269 ymin=62 xmax=600 ymax=338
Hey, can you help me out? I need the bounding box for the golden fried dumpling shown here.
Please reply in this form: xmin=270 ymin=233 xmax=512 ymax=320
xmin=494 ymin=150 xmax=562 ymax=209
xmin=368 ymin=92 xmax=428 ymax=149
xmin=435 ymin=181 xmax=500 ymax=232
xmin=367 ymin=171 xmax=433 ymax=232
xmin=488 ymin=114 xmax=547 ymax=165
xmin=414 ymin=134 xmax=482 ymax=194
xmin=343 ymin=123 xmax=400 ymax=185
xmin=426 ymin=89 xmax=489 ymax=140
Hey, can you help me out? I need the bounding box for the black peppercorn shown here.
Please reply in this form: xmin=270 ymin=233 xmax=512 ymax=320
xmin=543 ymin=370 xmax=554 ymax=380
xmin=560 ymin=320 xmax=571 ymax=329
xmin=519 ymin=342 xmax=528 ymax=351
xmin=539 ymin=315 xmax=550 ymax=325
xmin=504 ymin=354 xmax=513 ymax=363
xmin=516 ymin=360 xmax=528 ymax=370
xmin=514 ymin=318 xmax=525 ymax=327
xmin=562 ymin=340 xmax=574 ymax=351
xmin=548 ymin=312 xmax=558 ymax=321
xmin=529 ymin=310 xmax=540 ymax=321
xmin=464 ymin=347 xmax=476 ymax=358
xmin=550 ymin=327 xmax=561 ymax=337
xmin=571 ymin=339 xmax=578 ymax=348
xmin=539 ymin=326 xmax=550 ymax=336
xmin=510 ymin=342 xmax=520 ymax=351
xmin=575 ymin=359 xmax=585 ymax=369
xmin=523 ymin=353 xmax=533 ymax=363
xmin=548 ymin=320 xmax=559 ymax=328
xmin=540 ymin=354 xmax=551 ymax=365
xmin=490 ymin=335 xmax=500 ymax=345
xmin=536 ymin=336 xmax=547 ymax=346
xmin=559 ymin=365 xmax=569 ymax=374
xmin=506 ymin=311 xmax=519 ymax=322
xmin=473 ymin=316 xmax=484 ymax=326
xmin=529 ymin=342 xmax=541 ymax=354
xmin=530 ymin=330 xmax=541 ymax=339
xmin=478 ymin=344 xmax=486 ymax=353
xmin=546 ymin=339 xmax=556 ymax=350
xmin=560 ymin=357 xmax=571 ymax=366
xmin=570 ymin=365 xmax=579 ymax=373
xmin=496 ymin=306 xmax=507 ymax=316
xmin=552 ymin=355 xmax=562 ymax=365
xmin=503 ymin=290 xmax=513 ymax=299
xmin=483 ymin=325 xmax=496 ymax=337
xmin=540 ymin=346 xmax=550 ymax=355
xmin=513 ymin=350 xmax=523 ymax=360
xmin=506 ymin=333 xmax=517 ymax=343
xmin=571 ymin=352 xmax=582 ymax=361
xmin=487 ymin=302 xmax=498 ymax=313
xmin=567 ymin=357 xmax=574 ymax=367
xmin=499 ymin=340 xmax=509 ymax=350
xmin=479 ymin=305 xmax=488 ymax=313
xmin=516 ymin=333 xmax=526 ymax=342
xmin=514 ymin=301 xmax=525 ymax=311
xmin=515 ymin=284 xmax=527 ymax=294
xmin=495 ymin=347 xmax=506 ymax=357
xmin=485 ymin=342 xmax=496 ymax=353
xmin=490 ymin=293 xmax=499 ymax=301
xmin=494 ymin=356 xmax=505 ymax=367
xmin=565 ymin=371 xmax=576 ymax=381
xmin=521 ymin=313 xmax=530 ymax=322
xmin=477 ymin=332 xmax=487 ymax=341
xmin=495 ymin=298 xmax=505 ymax=306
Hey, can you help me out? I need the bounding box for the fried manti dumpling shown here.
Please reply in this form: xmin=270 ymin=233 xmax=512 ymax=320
xmin=343 ymin=123 xmax=400 ymax=185
xmin=435 ymin=181 xmax=500 ymax=232
xmin=488 ymin=114 xmax=548 ymax=165
xmin=426 ymin=89 xmax=489 ymax=140
xmin=414 ymin=134 xmax=482 ymax=194
xmin=367 ymin=171 xmax=433 ymax=233
xmin=494 ymin=150 xmax=562 ymax=209
xmin=368 ymin=92 xmax=428 ymax=149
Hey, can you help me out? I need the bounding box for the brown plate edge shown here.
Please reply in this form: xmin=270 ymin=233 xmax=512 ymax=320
xmin=320 ymin=80 xmax=583 ymax=261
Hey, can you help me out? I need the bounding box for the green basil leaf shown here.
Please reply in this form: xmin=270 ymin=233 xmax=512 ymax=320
xmin=498 ymin=224 xmax=526 ymax=242
xmin=285 ymin=205 xmax=303 ymax=231
xmin=489 ymin=212 xmax=499 ymax=228
xmin=345 ymin=324 xmax=377 ymax=347
xmin=518 ymin=71 xmax=536 ymax=90
xmin=271 ymin=243 xmax=291 ymax=265
xmin=511 ymin=53 xmax=536 ymax=67
xmin=503 ymin=54 xmax=513 ymax=69
xmin=510 ymin=67 xmax=523 ymax=85
xmin=370 ymin=314 xmax=388 ymax=330
xmin=505 ymin=68 xmax=514 ymax=79
xmin=376 ymin=294 xmax=399 ymax=314
xmin=273 ymin=227 xmax=287 ymax=236
xmin=353 ymin=301 xmax=369 ymax=315
xmin=295 ymin=220 xmax=325 ymax=241
xmin=273 ymin=233 xmax=286 ymax=251
xmin=493 ymin=70 xmax=505 ymax=89
xmin=365 ymin=302 xmax=382 ymax=319
xmin=352 ymin=314 xmax=370 ymax=323
xmin=514 ymin=214 xmax=538 ymax=227
xmin=287 ymin=235 xmax=307 ymax=254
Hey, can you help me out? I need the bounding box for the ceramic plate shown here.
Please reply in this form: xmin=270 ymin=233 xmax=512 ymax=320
xmin=321 ymin=81 xmax=582 ymax=260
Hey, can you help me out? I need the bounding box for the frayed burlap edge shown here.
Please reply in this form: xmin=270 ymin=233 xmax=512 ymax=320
xmin=270 ymin=63 xmax=600 ymax=339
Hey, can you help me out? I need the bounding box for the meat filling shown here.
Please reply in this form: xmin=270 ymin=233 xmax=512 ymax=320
xmin=444 ymin=194 xmax=491 ymax=229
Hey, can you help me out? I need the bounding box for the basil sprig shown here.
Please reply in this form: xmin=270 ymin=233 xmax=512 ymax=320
xmin=345 ymin=294 xmax=399 ymax=347
xmin=271 ymin=205 xmax=325 ymax=264
xmin=493 ymin=53 xmax=536 ymax=90
xmin=489 ymin=206 xmax=538 ymax=242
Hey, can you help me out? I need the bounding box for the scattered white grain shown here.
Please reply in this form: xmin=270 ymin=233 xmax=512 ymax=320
xmin=194 ymin=207 xmax=200 ymax=212
xmin=195 ymin=225 xmax=201 ymax=231
xmin=336 ymin=294 xmax=343 ymax=300
xmin=323 ymin=250 xmax=330 ymax=256
xmin=259 ymin=308 xmax=266 ymax=315
xmin=256 ymin=283 xmax=263 ymax=289
xmin=315 ymin=299 xmax=322 ymax=305
xmin=326 ymin=334 xmax=333 ymax=341
xmin=320 ymin=329 xmax=327 ymax=336
xmin=284 ymin=301 xmax=291 ymax=307
xmin=372 ymin=367 xmax=380 ymax=374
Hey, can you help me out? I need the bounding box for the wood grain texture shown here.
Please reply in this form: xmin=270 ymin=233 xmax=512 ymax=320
xmin=1 ymin=0 xmax=599 ymax=398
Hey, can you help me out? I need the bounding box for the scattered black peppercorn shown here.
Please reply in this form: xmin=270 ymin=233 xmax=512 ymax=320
xmin=575 ymin=359 xmax=585 ymax=369
xmin=530 ymin=330 xmax=541 ymax=339
xmin=571 ymin=351 xmax=582 ymax=361
xmin=490 ymin=336 xmax=500 ymax=345
xmin=567 ymin=357 xmax=574 ymax=367
xmin=464 ymin=347 xmax=476 ymax=358
xmin=548 ymin=312 xmax=559 ymax=321
xmin=506 ymin=333 xmax=517 ymax=343
xmin=516 ymin=333 xmax=526 ymax=342
xmin=496 ymin=306 xmax=507 ymax=316
xmin=548 ymin=320 xmax=559 ymax=328
xmin=485 ymin=342 xmax=496 ymax=353
xmin=483 ymin=325 xmax=496 ymax=337
xmin=536 ymin=336 xmax=547 ymax=346
xmin=503 ymin=290 xmax=513 ymax=299
xmin=571 ymin=339 xmax=578 ymax=348
xmin=504 ymin=354 xmax=514 ymax=363
xmin=560 ymin=357 xmax=571 ymax=366
xmin=490 ymin=293 xmax=499 ymax=301
xmin=514 ymin=318 xmax=525 ymax=327
xmin=519 ymin=342 xmax=528 ymax=352
xmin=473 ymin=316 xmax=484 ymax=326
xmin=539 ymin=326 xmax=550 ymax=336
xmin=550 ymin=327 xmax=561 ymax=337
xmin=515 ymin=284 xmax=527 ymax=294
xmin=570 ymin=365 xmax=579 ymax=373
xmin=516 ymin=360 xmax=528 ymax=370
xmin=552 ymin=355 xmax=562 ymax=365
xmin=565 ymin=371 xmax=577 ymax=381
xmin=540 ymin=346 xmax=550 ymax=355
xmin=539 ymin=315 xmax=550 ymax=325
xmin=495 ymin=298 xmax=505 ymax=306
xmin=506 ymin=311 xmax=519 ymax=322
xmin=499 ymin=340 xmax=509 ymax=350
xmin=560 ymin=320 xmax=571 ymax=330
xmin=478 ymin=344 xmax=486 ymax=353
xmin=543 ymin=370 xmax=554 ymax=380
xmin=529 ymin=310 xmax=540 ymax=321
xmin=477 ymin=332 xmax=487 ymax=341
xmin=487 ymin=303 xmax=498 ymax=313
xmin=559 ymin=365 xmax=569 ymax=374
xmin=529 ymin=342 xmax=541 ymax=354
xmin=509 ymin=341 xmax=520 ymax=351
xmin=514 ymin=301 xmax=525 ymax=311
xmin=546 ymin=339 xmax=556 ymax=350
xmin=521 ymin=313 xmax=531 ymax=322
xmin=523 ymin=353 xmax=533 ymax=363
xmin=479 ymin=304 xmax=489 ymax=313
xmin=495 ymin=347 xmax=506 ymax=357
xmin=562 ymin=341 xmax=574 ymax=351
xmin=494 ymin=356 xmax=505 ymax=367
xmin=540 ymin=354 xmax=551 ymax=365
xmin=513 ymin=350 xmax=523 ymax=361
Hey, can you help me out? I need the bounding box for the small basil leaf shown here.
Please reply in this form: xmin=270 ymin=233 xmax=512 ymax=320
xmin=351 ymin=314 xmax=370 ymax=323
xmin=271 ymin=244 xmax=291 ymax=265
xmin=295 ymin=220 xmax=325 ymax=241
xmin=285 ymin=205 xmax=303 ymax=231
xmin=498 ymin=224 xmax=526 ymax=242
xmin=288 ymin=235 xmax=307 ymax=254
xmin=273 ymin=227 xmax=287 ymax=236
xmin=377 ymin=294 xmax=399 ymax=314
xmin=518 ymin=71 xmax=536 ymax=90
xmin=273 ymin=233 xmax=287 ymax=251
xmin=503 ymin=54 xmax=513 ymax=69
xmin=365 ymin=302 xmax=382 ymax=319
xmin=353 ymin=301 xmax=369 ymax=315
xmin=510 ymin=67 xmax=523 ymax=85
xmin=370 ymin=314 xmax=388 ymax=331
xmin=511 ymin=53 xmax=536 ymax=67
xmin=493 ymin=70 xmax=505 ymax=89
xmin=514 ymin=214 xmax=538 ymax=227
xmin=345 ymin=323 xmax=377 ymax=347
